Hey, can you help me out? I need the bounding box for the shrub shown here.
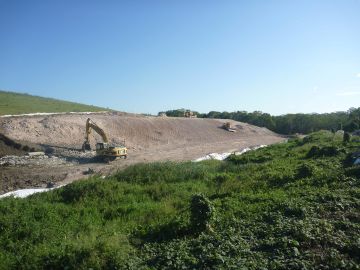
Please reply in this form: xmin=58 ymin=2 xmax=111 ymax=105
xmin=306 ymin=146 xmax=341 ymax=158
xmin=307 ymin=146 xmax=320 ymax=158
xmin=190 ymin=194 xmax=214 ymax=234
xmin=297 ymin=163 xmax=316 ymax=178
xmin=345 ymin=166 xmax=360 ymax=178
xmin=343 ymin=153 xmax=358 ymax=167
xmin=213 ymin=173 xmax=232 ymax=192
xmin=343 ymin=132 xmax=351 ymax=144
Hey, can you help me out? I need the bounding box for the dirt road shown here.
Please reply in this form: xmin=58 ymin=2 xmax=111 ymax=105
xmin=0 ymin=112 xmax=286 ymax=194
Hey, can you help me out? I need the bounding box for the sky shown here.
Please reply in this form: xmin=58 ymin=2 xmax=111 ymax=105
xmin=0 ymin=0 xmax=359 ymax=115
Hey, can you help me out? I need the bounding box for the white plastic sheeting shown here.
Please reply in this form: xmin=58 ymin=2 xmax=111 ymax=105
xmin=0 ymin=185 xmax=64 ymax=199
xmin=193 ymin=145 xmax=267 ymax=162
xmin=1 ymin=188 xmax=53 ymax=199
xmin=193 ymin=152 xmax=232 ymax=162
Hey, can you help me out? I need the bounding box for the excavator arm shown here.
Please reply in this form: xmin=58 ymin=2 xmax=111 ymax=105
xmin=82 ymin=118 xmax=109 ymax=151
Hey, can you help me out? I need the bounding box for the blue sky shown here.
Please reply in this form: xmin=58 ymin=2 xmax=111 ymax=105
xmin=0 ymin=0 xmax=359 ymax=115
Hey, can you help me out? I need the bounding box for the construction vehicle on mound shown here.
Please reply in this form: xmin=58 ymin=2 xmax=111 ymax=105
xmin=82 ymin=118 xmax=127 ymax=162
xmin=222 ymin=122 xmax=236 ymax=132
xmin=184 ymin=110 xmax=197 ymax=118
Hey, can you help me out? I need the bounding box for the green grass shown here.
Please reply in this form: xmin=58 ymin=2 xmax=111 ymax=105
xmin=0 ymin=90 xmax=109 ymax=115
xmin=0 ymin=131 xmax=360 ymax=269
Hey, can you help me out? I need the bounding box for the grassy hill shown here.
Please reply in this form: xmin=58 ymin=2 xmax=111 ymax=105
xmin=0 ymin=131 xmax=360 ymax=269
xmin=0 ymin=90 xmax=109 ymax=116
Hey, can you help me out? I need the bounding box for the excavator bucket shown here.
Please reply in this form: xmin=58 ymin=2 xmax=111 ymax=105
xmin=82 ymin=141 xmax=91 ymax=151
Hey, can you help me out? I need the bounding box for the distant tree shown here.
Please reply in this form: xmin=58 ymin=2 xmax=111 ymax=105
xmin=158 ymin=107 xmax=359 ymax=135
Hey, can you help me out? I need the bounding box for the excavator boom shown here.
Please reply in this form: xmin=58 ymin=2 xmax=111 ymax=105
xmin=85 ymin=118 xmax=108 ymax=143
xmin=82 ymin=118 xmax=108 ymax=150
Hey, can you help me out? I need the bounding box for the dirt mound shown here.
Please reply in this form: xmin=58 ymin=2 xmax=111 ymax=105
xmin=0 ymin=113 xmax=280 ymax=152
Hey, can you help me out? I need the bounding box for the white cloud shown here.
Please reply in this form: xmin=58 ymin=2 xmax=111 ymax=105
xmin=356 ymin=73 xmax=360 ymax=78
xmin=336 ymin=91 xmax=360 ymax=96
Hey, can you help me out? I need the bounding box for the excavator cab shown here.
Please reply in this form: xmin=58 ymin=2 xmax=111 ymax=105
xmin=82 ymin=141 xmax=109 ymax=151
xmin=96 ymin=142 xmax=108 ymax=150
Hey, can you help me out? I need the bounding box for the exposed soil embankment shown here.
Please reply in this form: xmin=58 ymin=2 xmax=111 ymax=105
xmin=0 ymin=133 xmax=40 ymax=157
xmin=0 ymin=112 xmax=286 ymax=194
xmin=0 ymin=112 xmax=280 ymax=149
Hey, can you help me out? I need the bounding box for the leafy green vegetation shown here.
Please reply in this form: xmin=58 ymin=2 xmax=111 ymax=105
xmin=0 ymin=90 xmax=109 ymax=115
xmin=160 ymin=108 xmax=360 ymax=135
xmin=0 ymin=131 xmax=360 ymax=269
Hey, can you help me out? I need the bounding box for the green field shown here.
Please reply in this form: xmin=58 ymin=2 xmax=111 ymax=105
xmin=0 ymin=131 xmax=359 ymax=269
xmin=0 ymin=90 xmax=109 ymax=115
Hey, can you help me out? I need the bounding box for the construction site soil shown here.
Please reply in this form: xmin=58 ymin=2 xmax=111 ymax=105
xmin=0 ymin=112 xmax=285 ymax=194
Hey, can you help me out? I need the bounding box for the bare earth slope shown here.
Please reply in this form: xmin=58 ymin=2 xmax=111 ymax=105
xmin=1 ymin=112 xmax=281 ymax=151
xmin=0 ymin=112 xmax=285 ymax=194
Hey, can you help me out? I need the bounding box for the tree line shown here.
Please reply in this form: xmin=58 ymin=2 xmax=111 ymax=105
xmin=158 ymin=107 xmax=360 ymax=135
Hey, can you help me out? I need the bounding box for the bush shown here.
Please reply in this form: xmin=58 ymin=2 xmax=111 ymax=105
xmin=343 ymin=132 xmax=351 ymax=144
xmin=345 ymin=166 xmax=360 ymax=178
xmin=190 ymin=194 xmax=214 ymax=234
xmin=306 ymin=146 xmax=341 ymax=158
xmin=307 ymin=146 xmax=320 ymax=158
xmin=297 ymin=163 xmax=317 ymax=178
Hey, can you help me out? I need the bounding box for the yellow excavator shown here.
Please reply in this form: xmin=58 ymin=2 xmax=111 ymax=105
xmin=82 ymin=118 xmax=127 ymax=161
